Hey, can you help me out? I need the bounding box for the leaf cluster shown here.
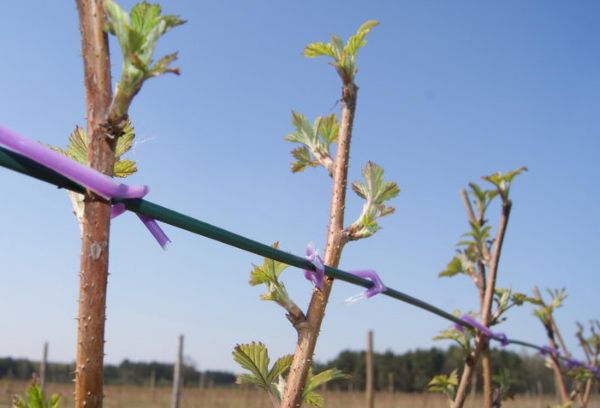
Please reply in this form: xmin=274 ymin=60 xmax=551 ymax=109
xmin=104 ymin=0 xmax=185 ymax=116
xmin=50 ymin=121 xmax=138 ymax=178
xmin=433 ymin=312 xmax=474 ymax=352
xmin=530 ymin=288 xmax=567 ymax=325
xmin=12 ymin=381 xmax=60 ymax=408
xmin=249 ymin=243 xmax=303 ymax=321
xmin=482 ymin=166 xmax=527 ymax=203
xmin=284 ymin=112 xmax=338 ymax=174
xmin=492 ymin=368 xmax=517 ymax=403
xmin=233 ymin=342 xmax=293 ymax=400
xmin=233 ymin=342 xmax=349 ymax=407
xmin=304 ymin=20 xmax=379 ymax=84
xmin=492 ymin=288 xmax=536 ymax=324
xmin=428 ymin=369 xmax=458 ymax=401
xmin=347 ymin=161 xmax=400 ymax=240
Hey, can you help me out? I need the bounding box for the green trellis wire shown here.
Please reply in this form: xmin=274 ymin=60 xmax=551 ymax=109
xmin=0 ymin=145 xmax=556 ymax=355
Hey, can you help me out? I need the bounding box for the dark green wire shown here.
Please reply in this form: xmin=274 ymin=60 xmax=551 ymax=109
xmin=0 ymin=146 xmax=561 ymax=357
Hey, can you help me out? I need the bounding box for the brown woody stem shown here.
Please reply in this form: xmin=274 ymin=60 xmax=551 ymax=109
xmin=452 ymin=200 xmax=512 ymax=408
xmin=74 ymin=1 xmax=115 ymax=407
xmin=280 ymin=82 xmax=357 ymax=408
xmin=533 ymin=287 xmax=570 ymax=404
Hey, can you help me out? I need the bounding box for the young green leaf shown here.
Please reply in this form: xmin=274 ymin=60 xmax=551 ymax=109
xmin=285 ymin=112 xmax=337 ymax=175
xmin=50 ymin=122 xmax=138 ymax=179
xmin=428 ymin=369 xmax=458 ymax=401
xmin=482 ymin=166 xmax=527 ymax=202
xmin=12 ymin=380 xmax=61 ymax=408
xmin=233 ymin=342 xmax=273 ymax=392
xmin=347 ymin=161 xmax=399 ymax=240
xmin=439 ymin=256 xmax=465 ymax=278
xmin=303 ymin=368 xmax=350 ymax=408
xmin=103 ymin=0 xmax=185 ymax=118
xmin=303 ymin=20 xmax=379 ymax=83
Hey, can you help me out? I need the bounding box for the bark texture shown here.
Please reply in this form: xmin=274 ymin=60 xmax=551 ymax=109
xmin=74 ymin=1 xmax=115 ymax=407
xmin=280 ymin=83 xmax=357 ymax=408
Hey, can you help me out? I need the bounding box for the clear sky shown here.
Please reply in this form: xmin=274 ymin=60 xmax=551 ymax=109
xmin=0 ymin=1 xmax=599 ymax=373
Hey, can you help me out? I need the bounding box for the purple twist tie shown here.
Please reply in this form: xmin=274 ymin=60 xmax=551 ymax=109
xmin=460 ymin=315 xmax=493 ymax=337
xmin=345 ymin=270 xmax=386 ymax=304
xmin=565 ymin=358 xmax=582 ymax=369
xmin=539 ymin=345 xmax=560 ymax=357
xmin=492 ymin=332 xmax=510 ymax=347
xmin=0 ymin=124 xmax=170 ymax=249
xmin=304 ymin=243 xmax=325 ymax=291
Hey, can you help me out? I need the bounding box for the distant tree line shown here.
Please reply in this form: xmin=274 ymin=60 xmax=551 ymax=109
xmin=315 ymin=346 xmax=559 ymax=395
xmin=0 ymin=358 xmax=235 ymax=387
xmin=0 ymin=346 xmax=572 ymax=395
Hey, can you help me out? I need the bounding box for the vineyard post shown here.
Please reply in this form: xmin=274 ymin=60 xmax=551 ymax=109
xmin=366 ymin=330 xmax=375 ymax=408
xmin=39 ymin=342 xmax=48 ymax=395
xmin=171 ymin=334 xmax=184 ymax=408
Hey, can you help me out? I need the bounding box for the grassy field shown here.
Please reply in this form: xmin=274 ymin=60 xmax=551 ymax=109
xmin=1 ymin=380 xmax=597 ymax=408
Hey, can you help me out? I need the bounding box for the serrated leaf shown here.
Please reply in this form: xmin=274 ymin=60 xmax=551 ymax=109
xmin=315 ymin=114 xmax=339 ymax=148
xmin=482 ymin=166 xmax=528 ymax=201
xmin=51 ymin=123 xmax=138 ymax=179
xmin=150 ymin=52 xmax=180 ymax=77
xmin=329 ymin=35 xmax=344 ymax=60
xmin=268 ymin=354 xmax=293 ymax=384
xmin=115 ymin=120 xmax=135 ymax=158
xmin=344 ymin=20 xmax=379 ymax=56
xmin=351 ymin=180 xmax=368 ymax=199
xmin=290 ymin=146 xmax=318 ymax=173
xmin=303 ymin=368 xmax=350 ymax=407
xmin=114 ymin=159 xmax=138 ymax=178
xmin=428 ymin=369 xmax=458 ymax=400
xmin=232 ymin=342 xmax=271 ymax=391
xmin=304 ymin=42 xmax=336 ymax=58
xmin=439 ymin=257 xmax=464 ymax=278
xmin=130 ymin=2 xmax=162 ymax=36
xmin=303 ymin=392 xmax=325 ymax=408
xmin=249 ymin=243 xmax=288 ymax=286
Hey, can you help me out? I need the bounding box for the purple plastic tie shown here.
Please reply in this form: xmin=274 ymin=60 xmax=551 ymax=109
xmin=539 ymin=345 xmax=560 ymax=357
xmin=0 ymin=125 xmax=148 ymax=199
xmin=493 ymin=332 xmax=510 ymax=347
xmin=137 ymin=214 xmax=171 ymax=249
xmin=111 ymin=203 xmax=127 ymax=219
xmin=304 ymin=243 xmax=325 ymax=290
xmin=565 ymin=358 xmax=582 ymax=369
xmin=0 ymin=124 xmax=169 ymax=249
xmin=460 ymin=315 xmax=493 ymax=337
xmin=345 ymin=270 xmax=386 ymax=304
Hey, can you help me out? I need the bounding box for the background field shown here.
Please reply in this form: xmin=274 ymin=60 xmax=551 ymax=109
xmin=2 ymin=380 xmax=597 ymax=408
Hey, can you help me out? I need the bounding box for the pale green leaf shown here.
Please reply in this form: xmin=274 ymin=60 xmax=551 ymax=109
xmin=315 ymin=114 xmax=339 ymax=147
xmin=115 ymin=120 xmax=135 ymax=158
xmin=113 ymin=159 xmax=138 ymax=178
xmin=232 ymin=342 xmax=271 ymax=391
xmin=130 ymin=2 xmax=162 ymax=36
xmin=344 ymin=20 xmax=379 ymax=56
xmin=267 ymin=354 xmax=293 ymax=384
xmin=304 ymin=42 xmax=335 ymax=58
xmin=439 ymin=257 xmax=464 ymax=278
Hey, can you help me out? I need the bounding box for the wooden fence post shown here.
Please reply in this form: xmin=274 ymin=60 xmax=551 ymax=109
xmin=366 ymin=330 xmax=374 ymax=408
xmin=171 ymin=335 xmax=184 ymax=408
xmin=39 ymin=342 xmax=48 ymax=394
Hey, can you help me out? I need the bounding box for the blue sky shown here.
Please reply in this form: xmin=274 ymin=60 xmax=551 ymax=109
xmin=1 ymin=1 xmax=599 ymax=372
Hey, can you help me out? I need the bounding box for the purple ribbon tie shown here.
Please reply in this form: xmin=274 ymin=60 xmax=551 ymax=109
xmin=457 ymin=315 xmax=509 ymax=346
xmin=539 ymin=345 xmax=560 ymax=357
xmin=304 ymin=243 xmax=325 ymax=290
xmin=0 ymin=124 xmax=170 ymax=249
xmin=345 ymin=270 xmax=386 ymax=304
xmin=565 ymin=358 xmax=582 ymax=369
